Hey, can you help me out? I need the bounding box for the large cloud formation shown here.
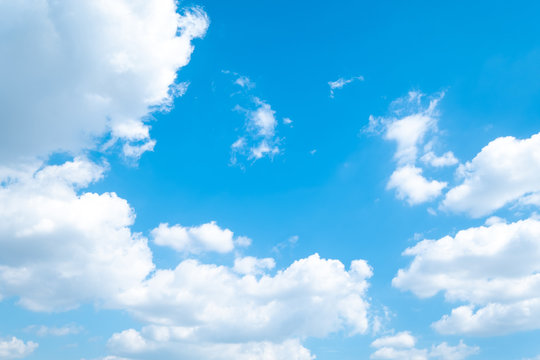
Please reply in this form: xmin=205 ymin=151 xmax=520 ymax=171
xmin=393 ymin=218 xmax=540 ymax=335
xmin=0 ymin=0 xmax=208 ymax=163
xmin=107 ymin=254 xmax=373 ymax=359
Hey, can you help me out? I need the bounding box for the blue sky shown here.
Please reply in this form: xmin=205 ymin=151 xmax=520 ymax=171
xmin=1 ymin=1 xmax=540 ymax=359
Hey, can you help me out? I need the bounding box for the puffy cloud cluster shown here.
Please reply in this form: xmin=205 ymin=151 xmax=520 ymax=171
xmin=0 ymin=158 xmax=154 ymax=311
xmin=151 ymin=221 xmax=251 ymax=254
xmin=0 ymin=0 xmax=208 ymax=163
xmin=368 ymin=91 xmax=457 ymax=205
xmin=0 ymin=337 xmax=38 ymax=360
xmin=371 ymin=332 xmax=478 ymax=360
xmin=107 ymin=254 xmax=373 ymax=359
xmin=442 ymin=132 xmax=540 ymax=217
xmin=393 ymin=218 xmax=540 ymax=335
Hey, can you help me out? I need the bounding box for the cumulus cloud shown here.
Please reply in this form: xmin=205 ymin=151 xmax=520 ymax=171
xmin=107 ymin=254 xmax=373 ymax=358
xmin=151 ymin=221 xmax=249 ymax=254
xmin=328 ymin=76 xmax=364 ymax=98
xmin=393 ymin=218 xmax=540 ymax=335
xmin=368 ymin=91 xmax=455 ymax=205
xmin=0 ymin=0 xmax=208 ymax=163
xmin=0 ymin=337 xmax=38 ymax=359
xmin=370 ymin=332 xmax=478 ymax=360
xmin=442 ymin=132 xmax=540 ymax=217
xmin=387 ymin=166 xmax=447 ymax=205
xmin=0 ymin=158 xmax=154 ymax=311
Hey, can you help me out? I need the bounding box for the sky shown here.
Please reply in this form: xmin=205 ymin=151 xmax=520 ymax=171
xmin=1 ymin=0 xmax=540 ymax=359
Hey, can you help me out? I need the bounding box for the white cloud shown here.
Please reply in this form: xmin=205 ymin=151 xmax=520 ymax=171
xmin=371 ymin=331 xmax=416 ymax=348
xmin=151 ymin=221 xmax=242 ymax=254
xmin=371 ymin=332 xmax=478 ymax=360
xmin=328 ymin=76 xmax=364 ymax=98
xmin=231 ymin=98 xmax=281 ymax=163
xmin=369 ymin=92 xmax=451 ymax=205
xmin=233 ymin=256 xmax=276 ymax=275
xmin=108 ymin=254 xmax=372 ymax=358
xmin=0 ymin=0 xmax=208 ymax=163
xmin=387 ymin=166 xmax=447 ymax=205
xmin=393 ymin=218 xmax=540 ymax=335
xmin=421 ymin=151 xmax=458 ymax=167
xmin=0 ymin=158 xmax=154 ymax=311
xmin=0 ymin=337 xmax=38 ymax=359
xmin=442 ymin=132 xmax=540 ymax=217
xmin=108 ymin=333 xmax=314 ymax=360
xmin=26 ymin=324 xmax=82 ymax=337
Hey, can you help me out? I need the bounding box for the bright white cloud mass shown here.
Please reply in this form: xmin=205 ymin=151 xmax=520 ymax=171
xmin=442 ymin=132 xmax=540 ymax=217
xmin=107 ymin=254 xmax=373 ymax=358
xmin=0 ymin=0 xmax=208 ymax=163
xmin=394 ymin=218 xmax=540 ymax=335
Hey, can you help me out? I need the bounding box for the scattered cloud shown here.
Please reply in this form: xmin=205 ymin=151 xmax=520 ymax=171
xmin=371 ymin=332 xmax=478 ymax=360
xmin=151 ymin=221 xmax=248 ymax=254
xmin=0 ymin=1 xmax=208 ymax=163
xmin=328 ymin=76 xmax=364 ymax=98
xmin=368 ymin=91 xmax=455 ymax=205
xmin=231 ymin=98 xmax=281 ymax=164
xmin=26 ymin=324 xmax=83 ymax=337
xmin=0 ymin=337 xmax=38 ymax=359
xmin=387 ymin=165 xmax=447 ymax=205
xmin=393 ymin=218 xmax=540 ymax=335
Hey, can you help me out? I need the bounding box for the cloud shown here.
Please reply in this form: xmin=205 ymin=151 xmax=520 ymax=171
xmin=387 ymin=166 xmax=447 ymax=205
xmin=328 ymin=76 xmax=364 ymax=98
xmin=26 ymin=324 xmax=82 ymax=337
xmin=108 ymin=254 xmax=373 ymax=358
xmin=108 ymin=334 xmax=314 ymax=360
xmin=231 ymin=98 xmax=281 ymax=163
xmin=371 ymin=332 xmax=478 ymax=360
xmin=368 ymin=91 xmax=455 ymax=205
xmin=0 ymin=337 xmax=38 ymax=359
xmin=442 ymin=132 xmax=540 ymax=217
xmin=0 ymin=158 xmax=154 ymax=311
xmin=393 ymin=218 xmax=540 ymax=335
xmin=151 ymin=221 xmax=249 ymax=254
xmin=0 ymin=0 xmax=208 ymax=163
xmin=421 ymin=151 xmax=458 ymax=167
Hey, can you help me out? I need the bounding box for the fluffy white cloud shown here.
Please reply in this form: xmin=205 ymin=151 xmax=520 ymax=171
xmin=387 ymin=166 xmax=447 ymax=205
xmin=0 ymin=337 xmax=38 ymax=359
xmin=0 ymin=158 xmax=154 ymax=311
xmin=328 ymin=76 xmax=363 ymax=98
xmin=442 ymin=133 xmax=540 ymax=217
xmin=151 ymin=221 xmax=249 ymax=254
xmin=393 ymin=218 xmax=540 ymax=335
xmin=369 ymin=91 xmax=452 ymax=205
xmin=0 ymin=0 xmax=208 ymax=163
xmin=371 ymin=332 xmax=477 ymax=360
xmin=107 ymin=254 xmax=372 ymax=358
xmin=421 ymin=151 xmax=458 ymax=167
xmin=108 ymin=332 xmax=314 ymax=360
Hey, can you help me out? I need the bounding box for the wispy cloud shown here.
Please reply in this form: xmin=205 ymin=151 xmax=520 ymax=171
xmin=328 ymin=76 xmax=364 ymax=98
